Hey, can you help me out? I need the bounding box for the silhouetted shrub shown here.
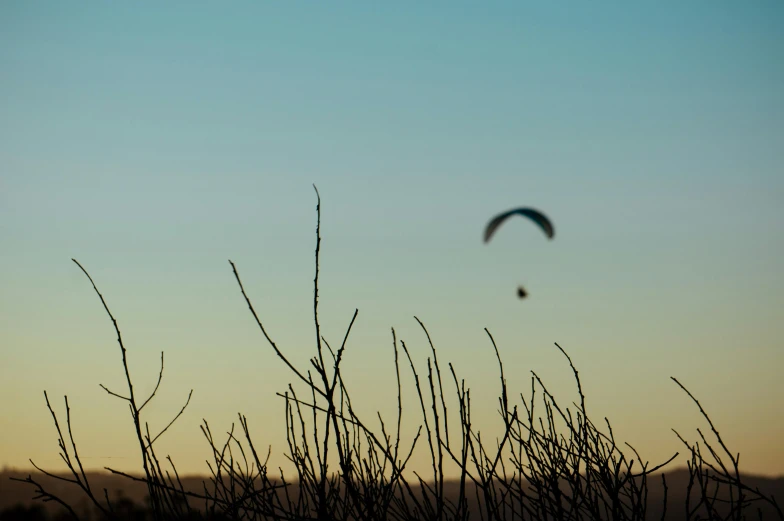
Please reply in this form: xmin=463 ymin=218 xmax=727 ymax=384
xmin=13 ymin=188 xmax=782 ymax=521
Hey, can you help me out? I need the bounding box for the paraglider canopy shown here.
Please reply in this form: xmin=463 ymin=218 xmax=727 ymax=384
xmin=483 ymin=207 xmax=554 ymax=243
xmin=483 ymin=206 xmax=555 ymax=301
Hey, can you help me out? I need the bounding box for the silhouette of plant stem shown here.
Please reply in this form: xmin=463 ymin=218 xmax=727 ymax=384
xmin=15 ymin=186 xmax=784 ymax=521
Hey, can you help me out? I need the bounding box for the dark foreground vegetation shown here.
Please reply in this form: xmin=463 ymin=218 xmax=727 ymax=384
xmin=9 ymin=188 xmax=783 ymax=520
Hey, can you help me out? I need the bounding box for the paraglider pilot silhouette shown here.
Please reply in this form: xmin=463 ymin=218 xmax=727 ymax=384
xmin=483 ymin=207 xmax=555 ymax=299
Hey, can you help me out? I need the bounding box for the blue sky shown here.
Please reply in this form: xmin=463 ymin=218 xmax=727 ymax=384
xmin=1 ymin=2 xmax=782 ymax=477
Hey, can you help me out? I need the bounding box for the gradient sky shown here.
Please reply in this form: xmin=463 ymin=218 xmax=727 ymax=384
xmin=1 ymin=2 xmax=782 ymax=478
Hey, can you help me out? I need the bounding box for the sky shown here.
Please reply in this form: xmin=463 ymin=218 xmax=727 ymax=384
xmin=1 ymin=2 xmax=782 ymax=479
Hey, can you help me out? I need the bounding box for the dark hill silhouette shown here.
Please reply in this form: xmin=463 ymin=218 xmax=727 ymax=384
xmin=3 ymin=468 xmax=783 ymax=520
